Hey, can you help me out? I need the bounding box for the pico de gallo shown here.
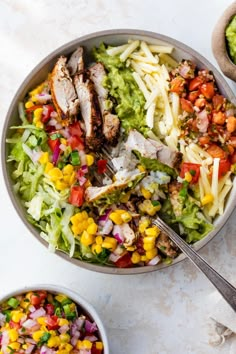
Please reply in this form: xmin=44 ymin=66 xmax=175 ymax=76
xmin=0 ymin=291 xmax=104 ymax=354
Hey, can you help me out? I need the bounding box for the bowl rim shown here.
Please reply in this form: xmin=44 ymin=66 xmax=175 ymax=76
xmin=0 ymin=284 xmax=109 ymax=353
xmin=2 ymin=28 xmax=236 ymax=275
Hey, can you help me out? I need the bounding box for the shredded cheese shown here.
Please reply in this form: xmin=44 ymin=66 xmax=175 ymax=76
xmin=148 ymin=45 xmax=174 ymax=54
xmin=107 ymin=44 xmax=129 ymax=56
xmin=120 ymin=40 xmax=140 ymax=62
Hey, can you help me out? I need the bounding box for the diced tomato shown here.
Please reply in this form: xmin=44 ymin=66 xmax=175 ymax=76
xmin=198 ymin=136 xmax=211 ymax=146
xmin=114 ymin=253 xmax=133 ymax=268
xmin=46 ymin=303 xmax=55 ymax=315
xmin=9 ymin=320 xmax=20 ymax=330
xmin=97 ymin=159 xmax=107 ymax=174
xmin=180 ymin=98 xmax=194 ymax=113
xmin=218 ymin=159 xmax=231 ymax=178
xmin=200 ymin=82 xmax=215 ymax=99
xmin=46 ymin=315 xmax=59 ymax=330
xmin=67 ymin=136 xmax=84 ymax=151
xmin=194 ymin=98 xmax=206 ymax=108
xmin=25 ymin=104 xmax=43 ymax=113
xmin=30 ymin=294 xmax=42 ymax=306
xmin=68 ymin=185 xmax=84 ymax=207
xmin=170 ymin=76 xmax=186 ymax=95
xmin=48 ymin=137 xmax=60 ymax=152
xmin=68 ymin=121 xmax=83 ymax=138
xmin=188 ymin=90 xmax=199 ymax=103
xmin=41 ymin=105 xmax=55 ymax=123
xmin=212 ymin=111 xmax=226 ymax=125
xmin=38 ymin=291 xmax=47 ymax=301
xmin=230 ymin=152 xmax=236 ymax=164
xmin=206 ymin=144 xmax=227 ymax=159
xmin=189 ymin=76 xmax=203 ymax=91
xmin=212 ymin=94 xmax=225 ymax=111
xmin=180 ymin=162 xmax=201 ymax=184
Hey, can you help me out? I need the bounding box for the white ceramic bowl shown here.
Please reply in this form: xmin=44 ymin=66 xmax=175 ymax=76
xmin=2 ymin=29 xmax=236 ymax=274
xmin=0 ymin=284 xmax=109 ymax=353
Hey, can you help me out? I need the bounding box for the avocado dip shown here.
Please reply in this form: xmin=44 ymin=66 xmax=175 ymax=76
xmin=226 ymin=15 xmax=236 ymax=64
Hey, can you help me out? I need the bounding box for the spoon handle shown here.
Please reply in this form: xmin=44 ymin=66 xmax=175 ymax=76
xmin=153 ymin=216 xmax=236 ymax=311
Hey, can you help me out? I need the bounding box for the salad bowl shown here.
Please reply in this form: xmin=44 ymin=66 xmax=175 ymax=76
xmin=2 ymin=29 xmax=236 ymax=274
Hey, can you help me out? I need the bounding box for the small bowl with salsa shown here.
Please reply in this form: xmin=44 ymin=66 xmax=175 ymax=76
xmin=212 ymin=2 xmax=236 ymax=81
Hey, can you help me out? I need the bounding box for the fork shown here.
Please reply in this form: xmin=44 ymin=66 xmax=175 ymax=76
xmin=96 ymin=148 xmax=236 ymax=311
xmin=153 ymin=215 xmax=236 ymax=312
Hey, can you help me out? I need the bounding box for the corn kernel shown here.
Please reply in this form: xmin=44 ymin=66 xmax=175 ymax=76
xmin=58 ymin=318 xmax=69 ymax=326
xmin=69 ymin=171 xmax=76 ymax=185
xmin=22 ymin=344 xmax=28 ymax=350
xmin=141 ymin=255 xmax=148 ymax=262
xmin=70 ymin=213 xmax=83 ymax=224
xmin=95 ymin=235 xmax=103 ymax=245
xmin=145 ymin=226 xmax=160 ymax=238
xmin=64 ymin=343 xmax=73 ymax=351
xmin=146 ymin=248 xmax=158 ymax=260
xmin=83 ymin=340 xmax=92 ymax=349
xmin=96 ymin=342 xmax=104 ymax=350
xmin=71 ymin=224 xmax=83 ymax=236
xmin=131 ymin=251 xmax=141 ymax=264
xmin=8 ymin=342 xmax=20 ymax=350
xmin=137 ymin=164 xmax=146 ymax=172
xmin=39 ymin=152 xmax=49 ymax=164
xmin=8 ymin=329 xmax=18 ymax=342
xmin=81 ymin=211 xmax=88 ymax=220
xmin=20 ymin=298 xmax=30 ymax=309
xmin=49 ymin=330 xmax=57 ymax=337
xmin=92 ymin=244 xmax=103 ymax=254
xmin=109 ymin=212 xmax=123 ymax=225
xmin=11 ymin=311 xmax=24 ymax=323
xmin=201 ymin=194 xmax=214 ymax=206
xmin=81 ymin=231 xmax=95 ymax=246
xmin=87 ymin=217 xmax=94 ymax=225
xmin=102 ymin=242 xmax=115 ymax=251
xmin=87 ymin=223 xmax=98 ymax=235
xmin=63 ymin=164 xmax=74 ymax=175
xmin=55 ymin=180 xmax=69 ymax=191
xmin=85 ymin=180 xmax=92 ymax=188
xmin=143 ymin=236 xmax=156 ymax=244
xmin=59 ymin=333 xmax=70 ymax=343
xmin=138 ymin=219 xmax=150 ymax=233
xmin=35 ymin=121 xmax=44 ymax=128
xmin=184 ymin=171 xmax=192 ymax=183
xmin=60 ymin=138 xmax=67 ymax=146
xmin=47 ymin=167 xmax=63 ymax=181
xmin=37 ymin=317 xmax=47 ymax=325
xmin=76 ymin=341 xmax=83 ymax=350
xmin=126 ymin=245 xmax=137 ymax=251
xmin=25 ymin=101 xmax=34 ymax=109
xmin=121 ymin=211 xmax=132 ymax=223
xmin=47 ymin=336 xmax=61 ymax=348
xmin=32 ymin=330 xmax=44 ymax=342
xmin=86 ymin=154 xmax=94 ymax=166
xmin=120 ymin=191 xmax=131 ymax=203
xmin=34 ymin=107 xmax=43 ymax=121
xmin=45 ymin=162 xmax=54 ymax=174
xmin=143 ymin=243 xmax=155 ymax=251
xmin=81 ymin=220 xmax=89 ymax=230
xmin=141 ymin=187 xmax=152 ymax=199
xmin=57 ymin=351 xmax=69 ymax=354
xmin=29 ymin=83 xmax=45 ymax=97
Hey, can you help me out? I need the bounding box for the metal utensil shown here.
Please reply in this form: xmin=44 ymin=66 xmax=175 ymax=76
xmin=153 ymin=215 xmax=236 ymax=312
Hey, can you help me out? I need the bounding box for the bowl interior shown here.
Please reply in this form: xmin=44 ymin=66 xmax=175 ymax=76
xmin=2 ymin=29 xmax=236 ymax=275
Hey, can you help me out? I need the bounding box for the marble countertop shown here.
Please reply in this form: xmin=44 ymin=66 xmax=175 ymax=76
xmin=1 ymin=0 xmax=236 ymax=353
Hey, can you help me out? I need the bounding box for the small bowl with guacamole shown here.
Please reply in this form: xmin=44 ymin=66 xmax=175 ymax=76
xmin=212 ymin=2 xmax=236 ymax=81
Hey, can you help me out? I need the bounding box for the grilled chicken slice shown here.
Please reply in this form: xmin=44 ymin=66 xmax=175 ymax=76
xmin=67 ymin=47 xmax=84 ymax=76
xmin=50 ymin=57 xmax=79 ymax=125
xmin=125 ymin=130 xmax=182 ymax=169
xmin=156 ymin=231 xmax=178 ymax=258
xmin=168 ymin=182 xmax=184 ymax=217
xmin=85 ymin=172 xmax=145 ymax=203
xmin=74 ymin=72 xmax=103 ymax=150
xmin=89 ymin=63 xmax=120 ymax=145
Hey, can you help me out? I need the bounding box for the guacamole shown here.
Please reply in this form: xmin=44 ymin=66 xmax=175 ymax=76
xmin=93 ymin=43 xmax=149 ymax=134
xmin=226 ymin=15 xmax=236 ymax=64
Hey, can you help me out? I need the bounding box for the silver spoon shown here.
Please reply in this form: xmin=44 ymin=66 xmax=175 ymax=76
xmin=153 ymin=216 xmax=236 ymax=311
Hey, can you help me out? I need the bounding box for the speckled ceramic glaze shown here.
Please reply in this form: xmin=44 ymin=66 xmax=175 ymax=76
xmin=2 ymin=29 xmax=236 ymax=274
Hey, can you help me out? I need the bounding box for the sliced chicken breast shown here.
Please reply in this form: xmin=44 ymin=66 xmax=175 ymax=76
xmin=50 ymin=56 xmax=79 ymax=125
xmin=67 ymin=47 xmax=84 ymax=76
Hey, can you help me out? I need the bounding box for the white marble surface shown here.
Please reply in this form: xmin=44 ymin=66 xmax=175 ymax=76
xmin=1 ymin=0 xmax=236 ymax=353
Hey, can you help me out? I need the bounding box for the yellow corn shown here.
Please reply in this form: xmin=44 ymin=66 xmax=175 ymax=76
xmin=55 ymin=180 xmax=69 ymax=191
xmin=25 ymin=101 xmax=34 ymax=109
xmin=184 ymin=171 xmax=192 ymax=183
xmin=70 ymin=213 xmax=83 ymax=224
xmin=47 ymin=167 xmax=63 ymax=181
xmin=58 ymin=318 xmax=69 ymax=326
xmin=96 ymin=342 xmax=104 ymax=350
xmin=95 ymin=235 xmax=103 ymax=245
xmin=81 ymin=211 xmax=88 ymax=220
xmin=102 ymin=237 xmax=117 ymax=251
xmin=47 ymin=336 xmax=61 ymax=348
xmin=8 ymin=342 xmax=20 ymax=350
xmin=81 ymin=220 xmax=89 ymax=230
xmin=141 ymin=255 xmax=148 ymax=262
xmin=86 ymin=154 xmax=94 ymax=166
xmin=59 ymin=333 xmax=70 ymax=343
xmin=22 ymin=344 xmax=28 ymax=350
xmin=131 ymin=251 xmax=141 ymax=264
xmin=85 ymin=180 xmax=92 ymax=188
xmin=109 ymin=212 xmax=123 ymax=225
xmin=29 ymin=82 xmax=45 ymax=97
xmin=121 ymin=211 xmax=132 ymax=223
xmin=32 ymin=330 xmax=45 ymax=342
xmin=87 ymin=217 xmax=94 ymax=225
xmin=145 ymin=226 xmax=160 ymax=238
xmin=120 ymin=191 xmax=131 ymax=203
xmin=143 ymin=236 xmax=156 ymax=244
xmin=139 ymin=200 xmax=161 ymax=216
xmin=69 ymin=171 xmax=76 ymax=185
xmin=138 ymin=218 xmax=150 ymax=233
xmin=143 ymin=243 xmax=155 ymax=251
xmin=11 ymin=311 xmax=24 ymax=323
xmin=20 ymin=298 xmax=30 ymax=309
xmin=49 ymin=330 xmax=57 ymax=337
xmin=60 ymin=138 xmax=67 ymax=146
xmin=57 ymin=351 xmax=69 ymax=354
xmin=44 ymin=162 xmax=54 ymax=174
xmin=87 ymin=223 xmax=98 ymax=235
xmin=83 ymin=340 xmax=92 ymax=349
xmin=37 ymin=317 xmax=47 ymax=325
xmin=34 ymin=107 xmax=43 ymax=121
xmin=76 ymin=341 xmax=83 ymax=350
xmin=137 ymin=164 xmax=146 ymax=172
xmin=201 ymin=194 xmax=214 ymax=206
xmin=35 ymin=121 xmax=44 ymax=128
xmin=71 ymin=224 xmax=83 ymax=236
xmin=8 ymin=329 xmax=18 ymax=342
xmin=64 ymin=343 xmax=73 ymax=351
xmin=63 ymin=164 xmax=74 ymax=175
xmin=126 ymin=245 xmax=136 ymax=251
xmin=39 ymin=152 xmax=49 ymax=164
xmin=141 ymin=187 xmax=152 ymax=199
xmin=146 ymin=248 xmax=158 ymax=260
xmin=81 ymin=231 xmax=95 ymax=246
xmin=92 ymin=244 xmax=103 ymax=254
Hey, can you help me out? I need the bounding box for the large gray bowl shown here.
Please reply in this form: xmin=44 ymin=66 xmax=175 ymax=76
xmin=2 ymin=29 xmax=236 ymax=275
